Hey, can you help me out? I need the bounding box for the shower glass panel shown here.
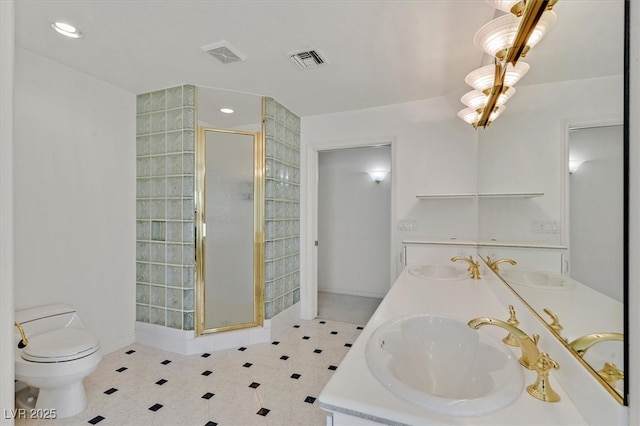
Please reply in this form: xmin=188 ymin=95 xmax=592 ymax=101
xmin=196 ymin=127 xmax=264 ymax=334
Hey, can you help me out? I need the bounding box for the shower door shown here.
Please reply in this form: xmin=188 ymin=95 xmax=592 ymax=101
xmin=195 ymin=127 xmax=264 ymax=334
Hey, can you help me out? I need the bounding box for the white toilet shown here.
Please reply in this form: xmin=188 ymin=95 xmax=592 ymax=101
xmin=14 ymin=303 xmax=102 ymax=418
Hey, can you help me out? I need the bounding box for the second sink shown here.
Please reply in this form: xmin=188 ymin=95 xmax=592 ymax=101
xmin=365 ymin=314 xmax=524 ymax=416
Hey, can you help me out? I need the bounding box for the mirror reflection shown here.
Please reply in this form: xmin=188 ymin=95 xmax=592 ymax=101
xmin=477 ymin=0 xmax=625 ymax=402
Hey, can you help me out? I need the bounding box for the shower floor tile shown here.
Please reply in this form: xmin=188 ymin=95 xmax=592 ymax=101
xmin=14 ymin=319 xmax=362 ymax=426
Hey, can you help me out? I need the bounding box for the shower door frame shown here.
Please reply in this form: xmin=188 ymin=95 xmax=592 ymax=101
xmin=194 ymin=126 xmax=265 ymax=336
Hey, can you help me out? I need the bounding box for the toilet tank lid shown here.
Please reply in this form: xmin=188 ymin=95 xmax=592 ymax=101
xmin=15 ymin=303 xmax=76 ymax=324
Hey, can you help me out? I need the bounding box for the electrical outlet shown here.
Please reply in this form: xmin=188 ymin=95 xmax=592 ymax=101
xmin=531 ymin=220 xmax=561 ymax=234
xmin=398 ymin=219 xmax=417 ymax=231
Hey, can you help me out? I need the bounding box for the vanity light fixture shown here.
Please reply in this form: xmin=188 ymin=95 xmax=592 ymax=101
xmin=368 ymin=170 xmax=389 ymax=184
xmin=459 ymin=0 xmax=558 ymax=128
xmin=220 ymin=108 xmax=234 ymax=114
xmin=51 ymin=22 xmax=82 ymax=38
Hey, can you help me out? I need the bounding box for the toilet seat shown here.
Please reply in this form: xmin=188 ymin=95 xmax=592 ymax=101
xmin=22 ymin=328 xmax=99 ymax=363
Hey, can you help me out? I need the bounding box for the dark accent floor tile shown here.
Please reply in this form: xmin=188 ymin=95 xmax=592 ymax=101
xmin=344 ymin=343 xmax=353 ymax=347
xmin=205 ymin=422 xmax=218 ymax=426
xmin=88 ymin=415 xmax=105 ymax=424
xmin=357 ymin=326 xmax=364 ymax=330
xmin=293 ymin=325 xmax=300 ymax=328
xmin=328 ymin=365 xmax=338 ymax=371
xmin=201 ymin=353 xmax=211 ymax=358
xmin=238 ymin=347 xmax=247 ymax=351
xmin=291 ymin=373 xmax=301 ymax=379
xmin=302 ymin=336 xmax=310 ymax=340
xmin=161 ymin=359 xmax=172 ymax=365
xmin=271 ymin=341 xmax=280 ymax=345
xmin=249 ymin=382 xmax=260 ymax=388
xmin=243 ymin=362 xmax=253 ymax=368
xmin=202 ymin=370 xmax=213 ymax=376
xmin=104 ymin=388 xmax=118 ymax=395
xmin=155 ymin=379 xmax=167 ymax=385
xmin=115 ymin=367 xmax=128 ymax=372
xmin=330 ymin=331 xmax=338 ymax=335
xmin=314 ymin=349 xmax=323 ymax=354
xmin=125 ymin=349 xmax=136 ymax=354
xmin=149 ymin=403 xmax=163 ymax=412
xmin=280 ymin=355 xmax=289 ymax=360
xmin=202 ymin=392 xmax=215 ymax=400
xmin=305 ymin=396 xmax=317 ymax=404
xmin=319 ymin=321 xmax=326 ymax=324
xmin=256 ymin=408 xmax=270 ymax=416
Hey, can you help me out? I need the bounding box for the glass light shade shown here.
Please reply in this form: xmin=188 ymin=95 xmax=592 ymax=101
xmin=473 ymin=11 xmax=556 ymax=58
xmin=465 ymin=62 xmax=529 ymax=92
xmin=457 ymin=105 xmax=506 ymax=126
xmin=484 ymin=0 xmax=522 ymax=15
xmin=51 ymin=22 xmax=82 ymax=38
xmin=461 ymin=87 xmax=515 ymax=110
xmin=368 ymin=170 xmax=389 ymax=183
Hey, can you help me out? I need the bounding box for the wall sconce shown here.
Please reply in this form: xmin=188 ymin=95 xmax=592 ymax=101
xmin=459 ymin=0 xmax=558 ymax=129
xmin=368 ymin=170 xmax=389 ymax=184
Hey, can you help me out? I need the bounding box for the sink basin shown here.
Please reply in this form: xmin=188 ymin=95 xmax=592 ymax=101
xmin=408 ymin=264 xmax=469 ymax=281
xmin=365 ymin=314 xmax=523 ymax=416
xmin=500 ymin=269 xmax=577 ymax=290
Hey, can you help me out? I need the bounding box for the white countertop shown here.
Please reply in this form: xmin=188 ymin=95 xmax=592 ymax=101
xmin=318 ymin=268 xmax=588 ymax=425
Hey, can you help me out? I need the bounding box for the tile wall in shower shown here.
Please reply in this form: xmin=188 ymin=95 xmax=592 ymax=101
xmin=263 ymin=98 xmax=301 ymax=319
xmin=136 ymin=85 xmax=196 ymax=331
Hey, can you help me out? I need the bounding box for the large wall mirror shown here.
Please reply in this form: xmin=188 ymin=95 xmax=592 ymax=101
xmin=195 ymin=87 xmax=264 ymax=335
xmin=477 ymin=0 xmax=626 ymax=405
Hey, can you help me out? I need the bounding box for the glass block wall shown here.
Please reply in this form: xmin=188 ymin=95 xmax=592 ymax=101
xmin=263 ymin=97 xmax=301 ymax=319
xmin=136 ymin=85 xmax=196 ymax=330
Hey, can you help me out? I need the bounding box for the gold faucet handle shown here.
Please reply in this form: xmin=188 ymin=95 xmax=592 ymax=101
xmin=527 ymin=352 xmax=561 ymax=403
xmin=451 ymin=256 xmax=481 ymax=279
xmin=502 ymin=305 xmax=520 ymax=347
xmin=543 ymin=308 xmax=564 ymax=336
xmin=598 ymin=362 xmax=624 ymax=387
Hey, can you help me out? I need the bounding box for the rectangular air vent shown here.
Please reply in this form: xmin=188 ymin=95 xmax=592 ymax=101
xmin=290 ymin=50 xmax=326 ymax=69
xmin=201 ymin=41 xmax=246 ymax=64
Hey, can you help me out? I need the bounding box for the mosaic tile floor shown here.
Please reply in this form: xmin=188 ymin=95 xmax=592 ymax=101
xmin=15 ymin=319 xmax=364 ymax=426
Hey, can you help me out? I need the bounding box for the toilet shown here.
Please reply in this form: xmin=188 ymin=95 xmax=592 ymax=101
xmin=14 ymin=303 xmax=102 ymax=418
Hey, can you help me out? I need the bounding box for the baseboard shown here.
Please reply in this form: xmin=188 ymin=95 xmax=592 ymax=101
xmin=100 ymin=332 xmax=136 ymax=355
xmin=318 ymin=288 xmax=385 ymax=299
xmin=264 ymin=301 xmax=301 ymax=339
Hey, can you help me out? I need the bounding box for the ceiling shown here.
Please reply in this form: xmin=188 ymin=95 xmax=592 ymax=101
xmin=15 ymin=1 xmax=624 ymax=122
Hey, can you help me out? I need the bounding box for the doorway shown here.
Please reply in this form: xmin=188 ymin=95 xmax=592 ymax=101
xmin=315 ymin=145 xmax=391 ymax=324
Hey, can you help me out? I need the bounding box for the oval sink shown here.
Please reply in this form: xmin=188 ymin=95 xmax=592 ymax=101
xmin=408 ymin=264 xmax=469 ymax=281
xmin=365 ymin=314 xmax=523 ymax=416
xmin=500 ymin=269 xmax=576 ymax=290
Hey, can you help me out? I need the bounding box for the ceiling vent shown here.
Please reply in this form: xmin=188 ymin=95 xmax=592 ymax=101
xmin=201 ymin=41 xmax=246 ymax=64
xmin=289 ymin=50 xmax=326 ymax=69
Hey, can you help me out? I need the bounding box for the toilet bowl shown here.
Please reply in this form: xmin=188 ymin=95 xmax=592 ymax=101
xmin=14 ymin=303 xmax=102 ymax=418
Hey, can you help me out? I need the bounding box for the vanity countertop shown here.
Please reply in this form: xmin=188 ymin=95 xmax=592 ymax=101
xmin=318 ymin=268 xmax=588 ymax=425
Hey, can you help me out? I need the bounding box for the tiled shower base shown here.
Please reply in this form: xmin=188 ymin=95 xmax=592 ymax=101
xmin=15 ymin=319 xmax=363 ymax=426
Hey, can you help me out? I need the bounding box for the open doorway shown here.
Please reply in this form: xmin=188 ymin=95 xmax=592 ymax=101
xmin=315 ymin=145 xmax=391 ymax=325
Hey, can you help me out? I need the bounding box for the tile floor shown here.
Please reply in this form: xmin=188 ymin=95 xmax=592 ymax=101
xmin=15 ymin=319 xmax=364 ymax=426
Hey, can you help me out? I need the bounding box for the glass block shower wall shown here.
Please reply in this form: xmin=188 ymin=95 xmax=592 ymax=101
xmin=136 ymin=85 xmax=196 ymax=331
xmin=263 ymin=97 xmax=301 ymax=319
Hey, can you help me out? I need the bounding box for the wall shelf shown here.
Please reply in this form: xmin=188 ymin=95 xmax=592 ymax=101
xmin=416 ymin=192 xmax=543 ymax=199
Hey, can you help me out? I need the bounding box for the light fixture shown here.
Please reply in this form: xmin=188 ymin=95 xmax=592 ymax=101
xmin=568 ymin=160 xmax=584 ymax=174
xmin=220 ymin=108 xmax=234 ymax=114
xmin=51 ymin=22 xmax=82 ymax=38
xmin=368 ymin=170 xmax=389 ymax=184
xmin=473 ymin=11 xmax=556 ymax=61
xmin=465 ymin=62 xmax=529 ymax=93
xmin=459 ymin=0 xmax=558 ymax=129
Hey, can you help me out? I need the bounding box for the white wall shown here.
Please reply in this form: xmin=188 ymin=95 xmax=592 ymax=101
xmin=13 ymin=48 xmax=136 ymax=354
xmin=317 ymin=146 xmax=391 ymax=298
xmin=1 ymin=0 xmax=16 ymax=421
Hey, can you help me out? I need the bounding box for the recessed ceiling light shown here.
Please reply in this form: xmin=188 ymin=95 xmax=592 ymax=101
xmin=220 ymin=108 xmax=234 ymax=114
xmin=51 ymin=22 xmax=82 ymax=38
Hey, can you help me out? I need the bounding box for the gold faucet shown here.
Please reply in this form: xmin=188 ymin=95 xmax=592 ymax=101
xmin=527 ymin=352 xmax=561 ymax=402
xmin=451 ymin=255 xmax=481 ymax=279
xmin=14 ymin=321 xmax=29 ymax=348
xmin=486 ymin=256 xmax=516 ymax=273
xmin=542 ymin=308 xmax=564 ymax=338
xmin=468 ymin=316 xmax=540 ymax=369
xmin=568 ymin=332 xmax=624 ymax=357
xmin=598 ymin=362 xmax=624 ymax=388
